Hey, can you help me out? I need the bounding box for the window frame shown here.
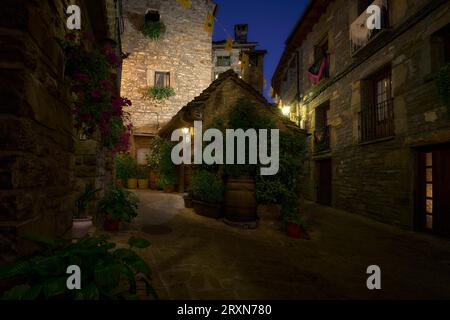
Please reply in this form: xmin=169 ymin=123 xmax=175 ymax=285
xmin=216 ymin=55 xmax=231 ymax=67
xmin=154 ymin=71 xmax=170 ymax=88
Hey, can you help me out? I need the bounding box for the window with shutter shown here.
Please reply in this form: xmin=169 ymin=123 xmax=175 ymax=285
xmin=359 ymin=66 xmax=394 ymax=142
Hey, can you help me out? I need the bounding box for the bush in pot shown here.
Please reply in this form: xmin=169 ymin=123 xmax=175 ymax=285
xmin=72 ymin=184 xmax=100 ymax=239
xmin=157 ymin=140 xmax=177 ymax=193
xmin=281 ymin=197 xmax=309 ymax=240
xmin=115 ymin=154 xmax=138 ymax=189
xmin=191 ymin=170 xmax=224 ymax=218
xmin=137 ymin=166 xmax=149 ymax=189
xmin=0 ymin=235 xmax=157 ymax=300
xmin=99 ymin=185 xmax=139 ymax=232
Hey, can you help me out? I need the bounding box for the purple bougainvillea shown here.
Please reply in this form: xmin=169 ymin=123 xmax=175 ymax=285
xmin=63 ymin=32 xmax=132 ymax=153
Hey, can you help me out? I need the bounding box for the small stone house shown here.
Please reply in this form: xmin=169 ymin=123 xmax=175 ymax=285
xmin=271 ymin=0 xmax=450 ymax=236
xmin=159 ymin=69 xmax=307 ymax=192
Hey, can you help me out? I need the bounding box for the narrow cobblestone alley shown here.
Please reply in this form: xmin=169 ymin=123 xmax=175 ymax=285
xmin=108 ymin=191 xmax=450 ymax=300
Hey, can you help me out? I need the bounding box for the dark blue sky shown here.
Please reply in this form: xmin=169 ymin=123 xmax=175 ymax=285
xmin=212 ymin=0 xmax=309 ymax=100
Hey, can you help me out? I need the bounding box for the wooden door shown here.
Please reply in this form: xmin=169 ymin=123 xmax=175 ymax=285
xmin=418 ymin=145 xmax=450 ymax=236
xmin=317 ymin=159 xmax=332 ymax=206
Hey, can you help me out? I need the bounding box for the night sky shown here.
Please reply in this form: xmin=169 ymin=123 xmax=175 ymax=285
xmin=212 ymin=0 xmax=309 ymax=100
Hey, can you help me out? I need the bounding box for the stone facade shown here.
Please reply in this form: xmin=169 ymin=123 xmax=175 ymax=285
xmin=272 ymin=0 xmax=450 ymax=229
xmin=213 ymin=25 xmax=267 ymax=94
xmin=0 ymin=0 xmax=123 ymax=262
xmin=120 ymin=0 xmax=216 ymax=160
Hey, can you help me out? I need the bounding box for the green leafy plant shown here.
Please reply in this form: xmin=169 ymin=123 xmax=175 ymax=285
xmin=255 ymin=179 xmax=288 ymax=205
xmin=281 ymin=200 xmax=308 ymax=229
xmin=115 ymin=154 xmax=138 ymax=180
xmin=137 ymin=166 xmax=148 ymax=179
xmin=142 ymin=20 xmax=166 ymax=39
xmin=0 ymin=235 xmax=156 ymax=300
xmin=99 ymin=185 xmax=139 ymax=223
xmin=147 ymin=137 xmax=165 ymax=170
xmin=157 ymin=140 xmax=177 ymax=188
xmin=191 ymin=170 xmax=224 ymax=204
xmin=146 ymin=86 xmax=176 ymax=101
xmin=437 ymin=62 xmax=450 ymax=107
xmin=74 ymin=184 xmax=101 ymax=219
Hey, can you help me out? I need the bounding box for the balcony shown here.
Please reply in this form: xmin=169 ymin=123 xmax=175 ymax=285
xmin=314 ymin=126 xmax=331 ymax=153
xmin=350 ymin=0 xmax=389 ymax=54
xmin=359 ymin=98 xmax=394 ymax=143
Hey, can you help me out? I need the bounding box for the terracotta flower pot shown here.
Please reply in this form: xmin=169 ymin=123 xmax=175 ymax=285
xmin=287 ymin=223 xmax=306 ymax=239
xmin=138 ymin=179 xmax=149 ymax=189
xmin=149 ymin=170 xmax=158 ymax=190
xmin=72 ymin=217 xmax=93 ymax=239
xmin=163 ymin=185 xmax=175 ymax=193
xmin=104 ymin=217 xmax=121 ymax=232
xmin=127 ymin=178 xmax=138 ymax=189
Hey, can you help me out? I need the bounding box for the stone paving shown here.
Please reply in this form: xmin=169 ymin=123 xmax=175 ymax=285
xmin=109 ymin=190 xmax=450 ymax=300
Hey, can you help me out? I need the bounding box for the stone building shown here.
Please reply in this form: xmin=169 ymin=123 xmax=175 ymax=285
xmin=213 ymin=24 xmax=267 ymax=93
xmin=0 ymin=0 xmax=123 ymax=262
xmin=272 ymin=0 xmax=450 ymax=235
xmin=120 ymin=0 xmax=217 ymax=164
xmin=159 ymin=69 xmax=307 ymax=192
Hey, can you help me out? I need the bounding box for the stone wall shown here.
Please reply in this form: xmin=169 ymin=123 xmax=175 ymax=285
xmin=120 ymin=0 xmax=216 ymax=141
xmin=0 ymin=0 xmax=122 ymax=262
xmin=275 ymin=0 xmax=450 ymax=228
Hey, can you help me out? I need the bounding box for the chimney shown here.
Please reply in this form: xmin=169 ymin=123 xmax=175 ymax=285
xmin=234 ymin=24 xmax=248 ymax=44
xmin=242 ymin=50 xmax=267 ymax=94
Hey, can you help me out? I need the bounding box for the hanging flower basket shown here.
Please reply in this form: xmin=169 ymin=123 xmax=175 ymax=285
xmin=142 ymin=21 xmax=166 ymax=40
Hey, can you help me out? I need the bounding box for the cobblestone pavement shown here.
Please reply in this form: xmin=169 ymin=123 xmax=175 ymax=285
xmin=109 ymin=190 xmax=450 ymax=300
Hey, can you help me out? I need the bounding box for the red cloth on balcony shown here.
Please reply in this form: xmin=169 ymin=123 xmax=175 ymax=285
xmin=307 ymin=55 xmax=329 ymax=85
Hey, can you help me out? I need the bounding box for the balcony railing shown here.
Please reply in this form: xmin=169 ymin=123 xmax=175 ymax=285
xmin=350 ymin=0 xmax=389 ymax=54
xmin=359 ymin=98 xmax=394 ymax=143
xmin=314 ymin=126 xmax=331 ymax=153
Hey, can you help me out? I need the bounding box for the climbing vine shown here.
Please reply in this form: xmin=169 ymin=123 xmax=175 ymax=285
xmin=63 ymin=32 xmax=132 ymax=153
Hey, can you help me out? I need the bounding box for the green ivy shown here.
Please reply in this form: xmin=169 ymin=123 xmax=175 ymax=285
xmin=142 ymin=21 xmax=166 ymax=39
xmin=146 ymin=86 xmax=176 ymax=101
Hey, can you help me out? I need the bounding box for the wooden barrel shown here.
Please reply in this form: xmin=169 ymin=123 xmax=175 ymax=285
xmin=224 ymin=178 xmax=257 ymax=222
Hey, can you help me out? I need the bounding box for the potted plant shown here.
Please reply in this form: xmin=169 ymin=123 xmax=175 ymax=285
xmin=137 ymin=166 xmax=149 ymax=189
xmin=0 ymin=235 xmax=157 ymax=300
xmin=72 ymin=184 xmax=100 ymax=239
xmin=158 ymin=140 xmax=177 ymax=193
xmin=115 ymin=154 xmax=138 ymax=189
xmin=191 ymin=170 xmax=224 ymax=218
xmin=183 ymin=192 xmax=193 ymax=209
xmin=147 ymin=138 xmax=163 ymax=190
xmin=99 ymin=185 xmax=139 ymax=232
xmin=127 ymin=160 xmax=138 ymax=190
xmin=255 ymin=178 xmax=286 ymax=221
xmin=282 ymin=203 xmax=309 ymax=240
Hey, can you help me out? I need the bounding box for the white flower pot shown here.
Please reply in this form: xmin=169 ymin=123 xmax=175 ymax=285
xmin=72 ymin=217 xmax=93 ymax=239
